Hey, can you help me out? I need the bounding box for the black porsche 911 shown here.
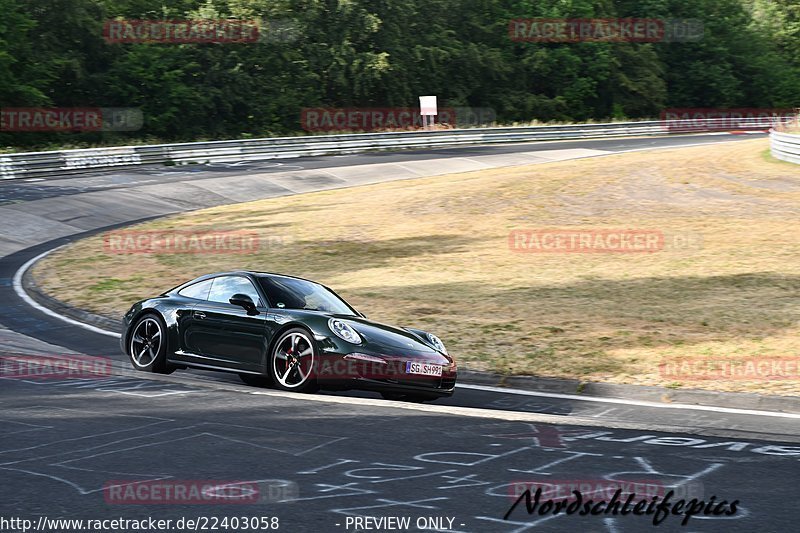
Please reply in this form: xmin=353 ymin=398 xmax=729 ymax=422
xmin=120 ymin=271 xmax=456 ymax=401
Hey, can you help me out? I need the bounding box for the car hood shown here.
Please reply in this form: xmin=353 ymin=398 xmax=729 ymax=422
xmin=274 ymin=309 xmax=451 ymax=365
xmin=331 ymin=314 xmax=437 ymax=353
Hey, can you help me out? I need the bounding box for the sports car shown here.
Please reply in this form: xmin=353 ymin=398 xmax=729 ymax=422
xmin=120 ymin=271 xmax=456 ymax=401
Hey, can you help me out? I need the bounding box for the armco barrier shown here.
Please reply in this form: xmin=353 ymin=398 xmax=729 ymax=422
xmin=770 ymin=129 xmax=800 ymax=165
xmin=0 ymin=117 xmax=784 ymax=180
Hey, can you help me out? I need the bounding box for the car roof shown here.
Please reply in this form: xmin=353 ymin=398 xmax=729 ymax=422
xmin=168 ymin=271 xmax=358 ymax=314
xmin=168 ymin=270 xmax=325 ymax=296
xmin=197 ymin=270 xmax=321 ymax=285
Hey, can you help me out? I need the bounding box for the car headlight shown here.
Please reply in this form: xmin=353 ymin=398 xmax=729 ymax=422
xmin=328 ymin=319 xmax=362 ymax=345
xmin=426 ymin=333 xmax=448 ymax=354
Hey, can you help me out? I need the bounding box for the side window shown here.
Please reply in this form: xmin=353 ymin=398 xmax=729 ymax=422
xmin=208 ymin=276 xmax=263 ymax=307
xmin=177 ymin=279 xmax=213 ymax=300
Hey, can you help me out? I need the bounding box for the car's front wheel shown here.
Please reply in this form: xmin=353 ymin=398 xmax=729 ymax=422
xmin=128 ymin=314 xmax=173 ymax=374
xmin=269 ymin=328 xmax=319 ymax=393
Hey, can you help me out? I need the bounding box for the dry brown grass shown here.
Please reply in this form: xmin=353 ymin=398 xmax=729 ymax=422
xmin=33 ymin=139 xmax=800 ymax=394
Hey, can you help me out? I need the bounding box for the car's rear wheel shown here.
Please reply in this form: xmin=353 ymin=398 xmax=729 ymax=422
xmin=269 ymin=328 xmax=319 ymax=393
xmin=128 ymin=314 xmax=173 ymax=374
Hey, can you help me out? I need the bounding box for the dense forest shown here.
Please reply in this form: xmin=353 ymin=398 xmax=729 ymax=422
xmin=1 ymin=0 xmax=798 ymax=150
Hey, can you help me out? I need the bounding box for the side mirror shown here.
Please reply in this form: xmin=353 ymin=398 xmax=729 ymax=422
xmin=229 ymin=293 xmax=259 ymax=315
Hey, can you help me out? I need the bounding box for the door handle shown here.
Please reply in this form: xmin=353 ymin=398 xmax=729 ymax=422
xmin=194 ymin=311 xmax=206 ymax=320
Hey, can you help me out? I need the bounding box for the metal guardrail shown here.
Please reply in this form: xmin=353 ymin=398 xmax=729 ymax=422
xmin=0 ymin=117 xmax=782 ymax=180
xmin=770 ymin=129 xmax=800 ymax=165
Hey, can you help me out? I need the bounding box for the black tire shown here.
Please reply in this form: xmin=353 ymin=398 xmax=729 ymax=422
xmin=269 ymin=328 xmax=319 ymax=393
xmin=239 ymin=373 xmax=271 ymax=387
xmin=127 ymin=313 xmax=174 ymax=374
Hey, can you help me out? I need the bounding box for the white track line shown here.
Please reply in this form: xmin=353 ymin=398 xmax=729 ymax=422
xmin=458 ymin=384 xmax=800 ymax=420
xmin=12 ymin=246 xmax=121 ymax=338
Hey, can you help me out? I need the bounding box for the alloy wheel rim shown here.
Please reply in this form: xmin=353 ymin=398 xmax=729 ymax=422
xmin=130 ymin=317 xmax=162 ymax=368
xmin=273 ymin=332 xmax=314 ymax=388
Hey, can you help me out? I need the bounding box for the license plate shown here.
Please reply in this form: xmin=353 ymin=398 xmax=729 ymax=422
xmin=405 ymin=361 xmax=443 ymax=377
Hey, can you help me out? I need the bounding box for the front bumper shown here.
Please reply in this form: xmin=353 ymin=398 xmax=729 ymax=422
xmin=347 ymin=375 xmax=457 ymax=397
xmin=315 ymin=354 xmax=457 ymax=396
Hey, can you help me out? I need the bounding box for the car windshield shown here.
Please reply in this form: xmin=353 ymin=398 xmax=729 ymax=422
xmin=258 ymin=276 xmax=357 ymax=315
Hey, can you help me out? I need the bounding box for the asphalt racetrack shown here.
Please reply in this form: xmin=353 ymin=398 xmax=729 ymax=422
xmin=2 ymin=132 xmax=798 ymax=532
